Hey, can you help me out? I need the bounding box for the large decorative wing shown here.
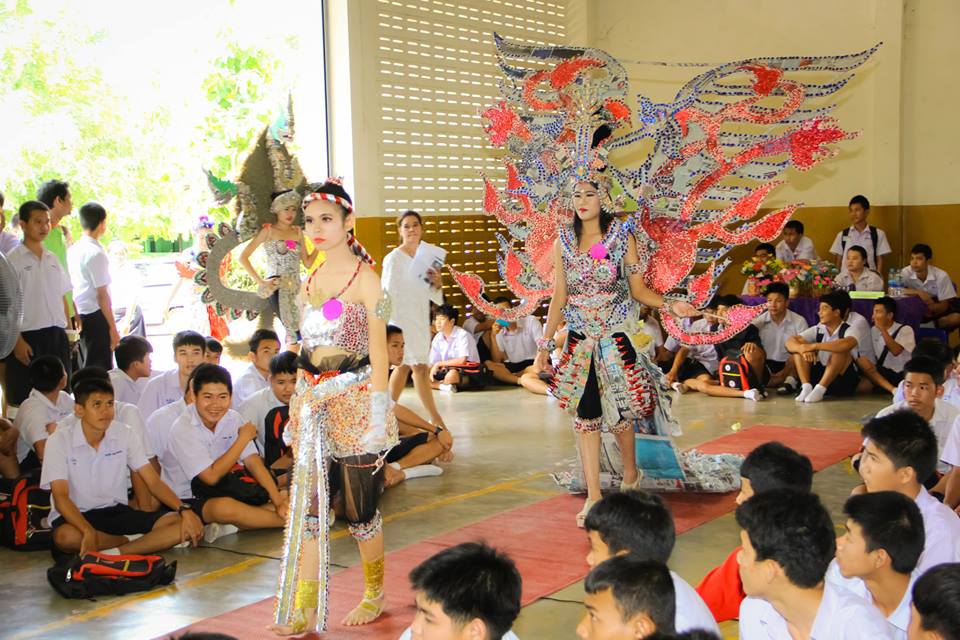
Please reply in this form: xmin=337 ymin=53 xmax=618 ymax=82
xmin=452 ymin=34 xmax=878 ymax=342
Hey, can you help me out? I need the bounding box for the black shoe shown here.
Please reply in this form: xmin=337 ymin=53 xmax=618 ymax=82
xmin=777 ymin=382 xmax=797 ymax=396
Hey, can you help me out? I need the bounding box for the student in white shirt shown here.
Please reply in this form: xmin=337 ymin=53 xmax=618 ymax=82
xmin=486 ymin=297 xmax=542 ymax=385
xmin=775 ymin=220 xmax=818 ymax=263
xmin=583 ymin=491 xmax=720 ymax=635
xmin=829 ymin=492 xmax=925 ymax=640
xmin=67 ymin=202 xmax=120 ymax=370
xmin=665 ymin=301 xmax=722 ymax=388
xmin=403 ymin=542 xmax=521 ymax=640
xmin=232 ymin=328 xmax=280 ymax=408
xmin=787 ymin=292 xmax=863 ymax=403
xmin=14 ymin=356 xmax=72 ymax=468
xmin=893 ymin=340 xmax=960 ymax=409
xmin=147 ymin=377 xmax=191 ymax=500
xmin=383 ymin=326 xmax=453 ymax=489
xmin=166 ymin=363 xmax=286 ymax=531
xmin=741 ymin=243 xmax=776 ymax=295
xmin=138 ymin=330 xmax=206 ymax=420
xmin=240 ymin=351 xmax=296 ymax=468
xmin=42 ymin=377 xmax=203 ymax=555
xmin=578 ymin=556 xmax=678 ymax=639
xmin=3 ymin=201 xmax=72 ymax=406
xmin=428 ymin=304 xmax=481 ymax=392
xmin=752 ymin=283 xmax=809 ymax=395
xmin=835 ymin=245 xmax=885 ymax=292
xmin=737 ymin=490 xmax=892 ymax=639
xmin=462 ymin=306 xmax=494 ymax=363
xmin=859 ymin=297 xmax=917 ymax=394
xmin=878 ymin=357 xmax=960 ymax=479
xmin=0 ymin=417 xmax=19 ymax=479
xmin=110 ymin=335 xmax=154 ymax=406
xmin=830 ymin=194 xmax=892 ymax=274
xmin=204 ymin=336 xmax=223 ymax=365
xmin=908 ymin=562 xmax=960 ymax=639
xmin=900 ymin=243 xmax=960 ymax=331
xmin=859 ymin=411 xmax=960 ymax=575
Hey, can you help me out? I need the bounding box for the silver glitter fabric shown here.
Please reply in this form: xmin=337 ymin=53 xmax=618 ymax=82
xmin=263 ymin=238 xmax=302 ymax=340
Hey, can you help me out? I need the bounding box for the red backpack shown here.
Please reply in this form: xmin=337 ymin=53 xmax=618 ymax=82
xmin=718 ymin=353 xmax=762 ymax=392
xmin=47 ymin=551 xmax=177 ymax=598
xmin=0 ymin=472 xmax=52 ymax=551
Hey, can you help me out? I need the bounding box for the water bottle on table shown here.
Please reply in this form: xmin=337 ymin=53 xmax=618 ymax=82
xmin=887 ymin=268 xmax=901 ymax=297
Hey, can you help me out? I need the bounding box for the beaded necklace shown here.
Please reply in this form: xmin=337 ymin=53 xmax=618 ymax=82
xmin=306 ymin=257 xmax=363 ymax=320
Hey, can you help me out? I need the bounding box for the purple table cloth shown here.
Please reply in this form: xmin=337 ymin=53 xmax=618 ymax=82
xmin=740 ymin=295 xmax=927 ymax=330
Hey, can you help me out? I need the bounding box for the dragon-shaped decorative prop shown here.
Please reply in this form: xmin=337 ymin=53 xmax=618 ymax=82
xmin=195 ymin=94 xmax=308 ymax=321
xmin=450 ymin=34 xmax=878 ymax=344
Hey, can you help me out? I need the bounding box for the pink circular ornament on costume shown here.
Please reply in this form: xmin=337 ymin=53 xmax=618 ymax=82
xmin=322 ymin=298 xmax=343 ymax=320
xmin=588 ymin=242 xmax=607 ymax=261
xmin=285 ymin=240 xmax=297 ymax=250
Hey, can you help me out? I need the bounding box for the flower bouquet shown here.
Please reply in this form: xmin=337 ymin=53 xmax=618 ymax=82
xmin=740 ymin=257 xmax=786 ymax=296
xmin=778 ymin=260 xmax=838 ymax=296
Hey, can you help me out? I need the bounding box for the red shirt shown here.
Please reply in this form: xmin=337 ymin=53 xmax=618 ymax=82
xmin=695 ymin=546 xmax=745 ymax=622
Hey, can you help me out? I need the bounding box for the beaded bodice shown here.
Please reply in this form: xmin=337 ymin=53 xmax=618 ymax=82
xmin=300 ymin=302 xmax=369 ymax=371
xmin=560 ymin=219 xmax=634 ymax=338
xmin=263 ymin=238 xmax=301 ymax=279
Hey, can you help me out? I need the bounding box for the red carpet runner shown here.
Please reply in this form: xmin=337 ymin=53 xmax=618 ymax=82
xmin=166 ymin=424 xmax=861 ymax=639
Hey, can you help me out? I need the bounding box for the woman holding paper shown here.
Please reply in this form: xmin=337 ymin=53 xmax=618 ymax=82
xmin=381 ymin=210 xmax=448 ymax=429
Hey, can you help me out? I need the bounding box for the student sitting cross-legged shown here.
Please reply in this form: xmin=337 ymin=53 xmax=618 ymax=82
xmin=232 ymin=329 xmax=280 ymax=408
xmin=737 ymin=490 xmax=892 ymax=639
xmin=908 ymin=563 xmax=960 ymax=640
xmin=399 ymin=542 xmax=521 ymax=640
xmin=751 ymin=283 xmax=809 ymax=396
xmin=13 ymin=355 xmax=73 ymax=471
xmin=859 ymin=411 xmax=960 ymax=575
xmin=696 ymin=442 xmax=814 ymax=623
xmin=786 ymin=291 xmax=864 ymax=403
xmin=166 ymin=363 xmax=287 ymax=537
xmin=428 ymin=303 xmax=482 ymax=393
xmin=828 ymin=491 xmax=925 ymax=639
xmin=584 ymin=491 xmax=720 ymax=635
xmin=859 ymin=297 xmax=916 ymax=395
xmin=577 ymin=556 xmax=679 ymax=640
xmin=41 ymin=377 xmax=204 ymax=556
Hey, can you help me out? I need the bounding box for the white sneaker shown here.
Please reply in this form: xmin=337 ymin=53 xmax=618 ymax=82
xmin=402 ymin=464 xmax=444 ymax=480
xmin=671 ymin=382 xmax=689 ymax=395
xmin=439 ymin=383 xmax=458 ymax=393
xmin=203 ymin=523 xmax=239 ymax=543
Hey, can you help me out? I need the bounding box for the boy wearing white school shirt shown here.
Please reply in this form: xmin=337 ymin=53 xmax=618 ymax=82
xmin=827 ymin=492 xmax=925 ymax=640
xmin=14 ymin=355 xmax=73 ymax=468
xmin=876 ymin=357 xmax=959 ymax=476
xmin=775 ymin=220 xmax=819 ymax=263
xmin=737 ymin=490 xmax=892 ymax=640
xmin=67 ymin=202 xmax=120 ymax=371
xmin=858 ymin=411 xmax=960 ymax=575
xmin=233 ymin=329 xmax=280 ymax=408
xmin=110 ymin=336 xmax=154 ymax=406
xmin=138 ymin=330 xmax=206 ymax=420
xmin=787 ymin=292 xmax=864 ymax=403
xmin=240 ymin=351 xmax=297 ymax=453
xmin=165 ymin=363 xmax=286 ymax=532
xmin=900 ymin=243 xmax=960 ymax=331
xmin=830 ymin=194 xmax=892 ymax=274
xmin=751 ymin=283 xmax=808 ymax=394
xmin=862 ymin=297 xmax=916 ymax=394
xmin=4 ymin=201 xmax=72 ymax=407
xmin=41 ymin=377 xmax=203 ymax=555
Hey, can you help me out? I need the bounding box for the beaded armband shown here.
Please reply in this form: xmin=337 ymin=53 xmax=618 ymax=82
xmin=624 ymin=262 xmax=644 ymax=276
xmin=661 ymin=294 xmax=691 ymax=315
xmin=374 ymin=291 xmax=392 ymax=322
xmin=536 ymin=337 xmax=557 ymax=352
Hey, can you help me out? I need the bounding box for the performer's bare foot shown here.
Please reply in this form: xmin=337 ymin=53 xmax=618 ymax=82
xmin=267 ymin=608 xmax=317 ymax=637
xmin=342 ymin=591 xmax=385 ymax=626
xmin=576 ymin=498 xmax=598 ymax=528
xmin=383 ymin=464 xmax=405 ymax=488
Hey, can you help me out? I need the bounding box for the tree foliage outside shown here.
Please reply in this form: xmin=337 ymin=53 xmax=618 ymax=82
xmin=0 ymin=0 xmax=286 ymax=252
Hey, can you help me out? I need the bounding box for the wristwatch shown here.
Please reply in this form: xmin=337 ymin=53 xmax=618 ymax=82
xmin=177 ymin=504 xmax=193 ymax=514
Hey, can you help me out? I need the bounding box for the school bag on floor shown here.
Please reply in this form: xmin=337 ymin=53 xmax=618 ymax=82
xmin=47 ymin=551 xmax=177 ymax=598
xmin=0 ymin=470 xmax=52 ymax=551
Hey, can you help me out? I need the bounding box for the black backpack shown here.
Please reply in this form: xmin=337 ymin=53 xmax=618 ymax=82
xmin=47 ymin=551 xmax=177 ymax=599
xmin=0 ymin=470 xmax=52 ymax=551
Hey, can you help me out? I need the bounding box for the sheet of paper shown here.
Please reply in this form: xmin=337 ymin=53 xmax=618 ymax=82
xmin=408 ymin=242 xmax=447 ymax=288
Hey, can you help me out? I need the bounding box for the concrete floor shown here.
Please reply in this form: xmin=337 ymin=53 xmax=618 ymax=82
xmin=0 ymin=386 xmax=888 ymax=640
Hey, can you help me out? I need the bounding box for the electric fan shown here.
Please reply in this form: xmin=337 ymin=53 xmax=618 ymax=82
xmin=0 ymin=252 xmax=23 ymax=359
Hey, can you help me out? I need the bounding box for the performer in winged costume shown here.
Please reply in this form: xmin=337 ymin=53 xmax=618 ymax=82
xmin=270 ymin=179 xmax=396 ymax=635
xmin=450 ymin=34 xmax=877 ymax=524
